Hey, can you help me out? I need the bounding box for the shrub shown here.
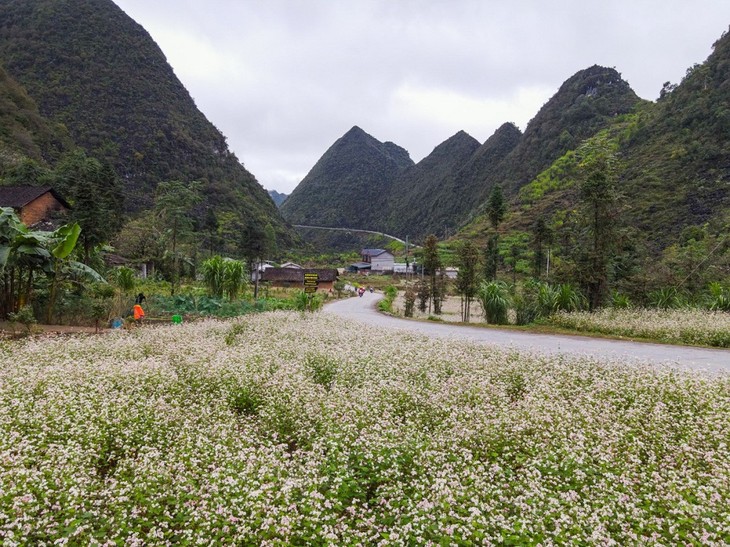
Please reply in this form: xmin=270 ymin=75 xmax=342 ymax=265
xmin=112 ymin=266 xmax=137 ymax=293
xmin=7 ymin=305 xmax=38 ymax=334
xmin=292 ymin=291 xmax=323 ymax=312
xmin=611 ymin=290 xmax=632 ymax=309
xmin=555 ymin=283 xmax=584 ymax=312
xmin=707 ymin=282 xmax=730 ymax=311
xmin=378 ymin=285 xmax=398 ymax=313
xmin=477 ymin=280 xmax=511 ymax=324
xmin=403 ymin=285 xmax=416 ymax=317
xmin=648 ymin=287 xmax=685 ymax=309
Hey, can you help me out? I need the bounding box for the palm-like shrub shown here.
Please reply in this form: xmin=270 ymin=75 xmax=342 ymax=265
xmin=707 ymin=282 xmax=730 ymax=311
xmin=555 ymin=283 xmax=584 ymax=312
xmin=222 ymin=260 xmax=247 ymax=301
xmin=648 ymin=287 xmax=684 ymax=309
xmin=477 ymin=280 xmax=511 ymax=324
xmin=202 ymin=256 xmax=247 ymax=301
xmin=537 ymin=282 xmax=559 ymax=316
xmin=201 ymin=256 xmax=225 ymax=299
xmin=113 ymin=266 xmax=136 ymax=294
xmin=292 ymin=290 xmax=323 ymax=312
xmin=611 ymin=290 xmax=632 ymax=309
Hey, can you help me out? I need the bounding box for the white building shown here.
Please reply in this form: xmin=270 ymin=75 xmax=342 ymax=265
xmin=361 ymin=248 xmax=395 ymax=272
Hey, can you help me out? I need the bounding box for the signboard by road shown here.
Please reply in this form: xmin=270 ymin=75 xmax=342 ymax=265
xmin=304 ymin=272 xmax=319 ymax=293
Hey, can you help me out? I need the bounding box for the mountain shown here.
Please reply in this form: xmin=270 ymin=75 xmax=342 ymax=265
xmin=280 ymin=126 xmax=413 ymax=228
xmin=450 ymin=122 xmax=523 ymax=207
xmin=0 ymin=64 xmax=72 ymax=170
xmin=0 ymin=0 xmax=297 ymax=247
xmin=384 ymin=130 xmax=481 ymax=238
xmin=284 ymin=66 xmax=641 ymax=241
xmin=480 ymin=65 xmax=643 ymax=201
xmin=460 ymin=28 xmax=729 ymax=259
xmin=268 ymin=190 xmax=289 ymax=207
xmin=617 ymin=28 xmax=730 ymax=250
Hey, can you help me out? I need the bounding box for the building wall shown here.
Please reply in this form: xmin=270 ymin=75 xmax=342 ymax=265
xmin=371 ymin=254 xmax=394 ymax=271
xmin=19 ymin=193 xmax=68 ymax=225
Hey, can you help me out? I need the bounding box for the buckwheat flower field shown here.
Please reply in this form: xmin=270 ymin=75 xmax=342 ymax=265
xmin=549 ymin=308 xmax=730 ymax=347
xmin=1 ymin=312 xmax=729 ymax=545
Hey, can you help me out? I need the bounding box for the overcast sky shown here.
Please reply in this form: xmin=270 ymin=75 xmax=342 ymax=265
xmin=112 ymin=0 xmax=729 ymax=194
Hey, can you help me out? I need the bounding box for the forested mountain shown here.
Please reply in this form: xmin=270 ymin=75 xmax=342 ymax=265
xmin=491 ymin=65 xmax=643 ymax=198
xmin=617 ymin=30 xmax=730 ymax=251
xmin=383 ymin=130 xmax=481 ymax=238
xmin=467 ymin=28 xmax=730 ymax=252
xmin=268 ymin=190 xmax=288 ymax=207
xmin=280 ymin=126 xmax=413 ymax=228
xmin=0 ymin=65 xmax=72 ymax=169
xmin=282 ymin=65 xmax=643 ymax=241
xmin=448 ymin=122 xmax=522 ymax=214
xmin=0 ymin=0 xmax=297 ymax=247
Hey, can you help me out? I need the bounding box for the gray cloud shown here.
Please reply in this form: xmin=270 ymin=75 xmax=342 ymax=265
xmin=113 ymin=0 xmax=730 ymax=193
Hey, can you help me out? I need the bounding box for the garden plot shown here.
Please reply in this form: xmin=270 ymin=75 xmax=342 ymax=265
xmin=1 ymin=312 xmax=728 ymax=545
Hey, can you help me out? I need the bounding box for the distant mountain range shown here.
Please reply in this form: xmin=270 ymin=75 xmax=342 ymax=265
xmin=0 ymin=0 xmax=727 ymax=264
xmin=268 ymin=190 xmax=288 ymax=207
xmin=282 ymin=35 xmax=729 ymax=255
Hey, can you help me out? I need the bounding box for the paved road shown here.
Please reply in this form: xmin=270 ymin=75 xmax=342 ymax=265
xmin=324 ymin=292 xmax=730 ymax=374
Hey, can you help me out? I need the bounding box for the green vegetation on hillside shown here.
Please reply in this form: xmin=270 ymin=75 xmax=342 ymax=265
xmin=0 ymin=0 xmax=297 ymax=249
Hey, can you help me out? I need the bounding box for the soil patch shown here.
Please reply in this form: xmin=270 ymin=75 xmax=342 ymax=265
xmin=0 ymin=321 xmax=110 ymax=336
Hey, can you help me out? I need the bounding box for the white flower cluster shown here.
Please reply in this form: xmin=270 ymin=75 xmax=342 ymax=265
xmin=549 ymin=308 xmax=730 ymax=347
xmin=1 ymin=313 xmax=728 ymax=545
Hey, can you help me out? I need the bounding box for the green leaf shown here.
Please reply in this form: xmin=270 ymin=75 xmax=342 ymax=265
xmin=67 ymin=260 xmax=106 ymax=283
xmin=51 ymin=223 xmax=81 ymax=259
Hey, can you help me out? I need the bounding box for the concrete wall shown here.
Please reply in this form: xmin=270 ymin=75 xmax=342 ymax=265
xmin=371 ymin=255 xmax=394 ymax=272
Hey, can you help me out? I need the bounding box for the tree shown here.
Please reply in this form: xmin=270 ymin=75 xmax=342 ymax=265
xmin=0 ymin=210 xmax=103 ymax=322
xmin=576 ymin=137 xmax=621 ymax=310
xmin=154 ymin=180 xmax=202 ymax=295
xmin=2 ymin=158 xmax=53 ymax=185
xmin=484 ymin=184 xmax=507 ymax=283
xmin=486 ymin=184 xmax=506 ymax=229
xmin=112 ymin=211 xmax=165 ymax=277
xmin=455 ymin=239 xmax=480 ymax=322
xmin=531 ymin=216 xmax=552 ymax=279
xmin=54 ymin=150 xmax=124 ymax=263
xmin=0 ymin=207 xmax=31 ymax=317
xmin=240 ymin=218 xmax=269 ymax=299
xmin=421 ymin=234 xmax=442 ymax=313
xmin=483 ymin=233 xmax=499 ymax=281
xmin=501 ymin=232 xmax=530 ymax=285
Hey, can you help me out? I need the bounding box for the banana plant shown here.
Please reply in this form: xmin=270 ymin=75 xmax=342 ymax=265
xmin=1 ymin=208 xmax=104 ymax=320
xmin=0 ymin=207 xmax=27 ymax=273
xmin=41 ymin=222 xmax=106 ymax=322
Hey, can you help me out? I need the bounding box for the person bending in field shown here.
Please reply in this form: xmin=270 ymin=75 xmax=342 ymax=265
xmin=133 ymin=303 xmax=145 ymax=323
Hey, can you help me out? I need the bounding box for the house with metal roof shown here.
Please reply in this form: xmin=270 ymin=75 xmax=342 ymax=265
xmin=261 ymin=268 xmax=339 ymax=292
xmin=360 ymin=248 xmax=395 ymax=272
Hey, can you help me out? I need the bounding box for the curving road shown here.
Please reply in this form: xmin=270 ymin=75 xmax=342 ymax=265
xmin=324 ymin=292 xmax=730 ymax=374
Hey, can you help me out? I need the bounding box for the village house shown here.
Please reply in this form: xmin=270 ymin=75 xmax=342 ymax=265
xmin=261 ymin=268 xmax=339 ymax=292
xmin=359 ymin=248 xmax=395 ymax=272
xmin=0 ymin=185 xmax=70 ymax=226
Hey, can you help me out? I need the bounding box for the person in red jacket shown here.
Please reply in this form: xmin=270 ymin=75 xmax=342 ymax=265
xmin=133 ymin=304 xmax=145 ymax=323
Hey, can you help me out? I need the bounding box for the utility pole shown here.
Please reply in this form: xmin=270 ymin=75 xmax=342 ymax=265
xmin=405 ymin=235 xmax=409 ymax=279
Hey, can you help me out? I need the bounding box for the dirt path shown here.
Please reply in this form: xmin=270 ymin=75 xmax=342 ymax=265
xmin=0 ymin=321 xmax=109 ymax=336
xmin=324 ymin=292 xmax=730 ymax=374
